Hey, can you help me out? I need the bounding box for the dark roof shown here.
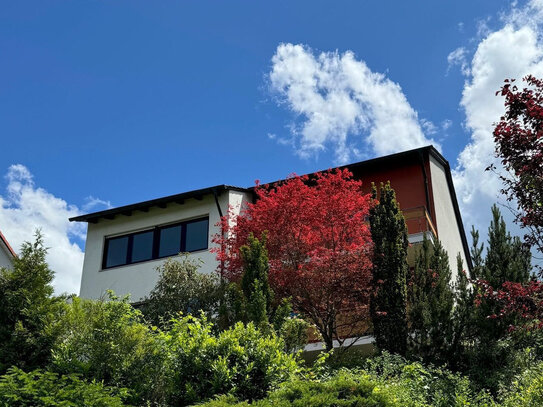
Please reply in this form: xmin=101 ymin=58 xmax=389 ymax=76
xmin=69 ymin=185 xmax=249 ymax=223
xmin=0 ymin=230 xmax=16 ymax=258
xmin=69 ymin=145 xmax=471 ymax=270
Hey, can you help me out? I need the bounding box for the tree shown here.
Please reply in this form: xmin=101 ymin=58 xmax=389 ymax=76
xmin=0 ymin=231 xmax=63 ymax=373
xmin=369 ymin=182 xmax=408 ymax=356
xmin=482 ymin=204 xmax=531 ymax=286
xmin=141 ymin=255 xmax=221 ymax=327
xmin=493 ymin=76 xmax=543 ymax=258
xmin=240 ymin=233 xmax=273 ymax=330
xmin=214 ymin=169 xmax=374 ymax=351
xmin=407 ymin=236 xmax=454 ymax=363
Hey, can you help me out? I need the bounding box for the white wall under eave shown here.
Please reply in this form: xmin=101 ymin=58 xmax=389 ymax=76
xmin=429 ymin=156 xmax=469 ymax=281
xmin=78 ymin=190 xmax=252 ymax=302
xmin=0 ymin=244 xmax=13 ymax=269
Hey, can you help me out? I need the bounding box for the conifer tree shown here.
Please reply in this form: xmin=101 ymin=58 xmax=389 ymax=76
xmin=0 ymin=231 xmax=62 ymax=373
xmin=239 ymin=233 xmax=273 ymax=330
xmin=408 ymin=236 xmax=454 ymax=363
xmin=483 ymin=204 xmax=531 ymax=286
xmin=450 ymin=255 xmax=473 ymax=368
xmin=369 ymin=182 xmax=408 ymax=356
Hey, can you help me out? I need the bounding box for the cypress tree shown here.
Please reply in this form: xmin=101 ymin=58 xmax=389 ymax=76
xmin=239 ymin=233 xmax=273 ymax=330
xmin=369 ymin=182 xmax=408 ymax=356
xmin=408 ymin=236 xmax=454 ymax=363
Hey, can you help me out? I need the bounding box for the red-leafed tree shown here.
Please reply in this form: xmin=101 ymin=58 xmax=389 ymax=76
xmin=477 ymin=279 xmax=543 ymax=331
xmin=213 ymin=169 xmax=374 ymax=351
xmin=493 ymin=76 xmax=543 ymax=259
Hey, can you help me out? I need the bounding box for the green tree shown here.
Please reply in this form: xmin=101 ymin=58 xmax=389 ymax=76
xmin=464 ymin=205 xmax=532 ymax=391
xmin=482 ymin=204 xmax=531 ymax=286
xmin=0 ymin=231 xmax=63 ymax=373
xmin=450 ymin=255 xmax=474 ymax=370
xmin=369 ymin=182 xmax=408 ymax=356
xmin=141 ymin=254 xmax=221 ymax=327
xmin=240 ymin=233 xmax=273 ymax=330
xmin=408 ymin=236 xmax=454 ymax=363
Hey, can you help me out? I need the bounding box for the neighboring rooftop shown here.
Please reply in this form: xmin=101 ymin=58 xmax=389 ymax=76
xmin=0 ymin=230 xmax=16 ymax=258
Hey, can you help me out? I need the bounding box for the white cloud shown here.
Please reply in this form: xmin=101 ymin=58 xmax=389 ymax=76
xmin=447 ymin=47 xmax=471 ymax=76
xmin=441 ymin=119 xmax=453 ymax=131
xmin=268 ymin=43 xmax=439 ymax=163
xmin=0 ymin=165 xmax=88 ymax=295
xmin=420 ymin=118 xmax=438 ymax=135
xmin=83 ymin=196 xmax=112 ymax=212
xmin=453 ymin=0 xmax=543 ymax=254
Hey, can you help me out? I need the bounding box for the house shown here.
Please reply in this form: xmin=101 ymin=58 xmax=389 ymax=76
xmin=72 ymin=145 xmax=471 ymax=301
xmin=0 ymin=229 xmax=16 ymax=269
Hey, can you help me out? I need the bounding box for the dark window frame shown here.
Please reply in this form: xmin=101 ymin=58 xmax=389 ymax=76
xmin=101 ymin=217 xmax=209 ymax=270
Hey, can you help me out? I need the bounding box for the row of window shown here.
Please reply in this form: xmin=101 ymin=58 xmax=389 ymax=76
xmin=102 ymin=217 xmax=209 ymax=269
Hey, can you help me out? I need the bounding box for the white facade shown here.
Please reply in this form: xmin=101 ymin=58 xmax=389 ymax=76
xmin=79 ymin=189 xmax=252 ymax=301
xmin=0 ymin=232 xmax=15 ymax=269
xmin=429 ymin=155 xmax=469 ymax=279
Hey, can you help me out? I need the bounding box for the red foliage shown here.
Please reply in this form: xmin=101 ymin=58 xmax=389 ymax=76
xmin=213 ymin=169 xmax=374 ymax=348
xmin=493 ymin=76 xmax=543 ymax=257
xmin=477 ymin=279 xmax=543 ymax=330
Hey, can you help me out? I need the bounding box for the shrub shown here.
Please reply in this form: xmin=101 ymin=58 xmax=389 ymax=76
xmin=160 ymin=314 xmax=301 ymax=406
xmin=50 ymin=294 xmax=165 ymax=405
xmin=141 ymin=255 xmax=221 ymax=327
xmin=200 ymin=370 xmax=401 ymax=407
xmin=0 ymin=367 xmax=128 ymax=407
xmin=501 ymin=361 xmax=543 ymax=406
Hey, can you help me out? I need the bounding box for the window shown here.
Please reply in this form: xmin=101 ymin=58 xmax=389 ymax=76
xmin=102 ymin=217 xmax=209 ymax=269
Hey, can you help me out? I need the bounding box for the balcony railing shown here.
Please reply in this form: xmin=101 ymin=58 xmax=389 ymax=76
xmin=402 ymin=206 xmax=437 ymax=241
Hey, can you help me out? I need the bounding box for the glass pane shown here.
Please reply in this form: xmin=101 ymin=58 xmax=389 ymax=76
xmin=131 ymin=231 xmax=154 ymax=263
xmin=159 ymin=225 xmax=181 ymax=257
xmin=106 ymin=236 xmax=129 ymax=268
xmin=185 ymin=219 xmax=208 ymax=252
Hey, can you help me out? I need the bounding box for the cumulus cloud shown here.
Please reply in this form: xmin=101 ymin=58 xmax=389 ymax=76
xmin=452 ymin=0 xmax=543 ymax=253
xmin=268 ymin=43 xmax=439 ymax=163
xmin=0 ymin=165 xmax=88 ymax=295
xmin=447 ymin=47 xmax=471 ymax=76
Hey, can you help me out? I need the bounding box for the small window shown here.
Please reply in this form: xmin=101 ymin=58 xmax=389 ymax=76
xmin=185 ymin=218 xmax=209 ymax=252
xmin=131 ymin=231 xmax=154 ymax=263
xmin=105 ymin=236 xmax=129 ymax=268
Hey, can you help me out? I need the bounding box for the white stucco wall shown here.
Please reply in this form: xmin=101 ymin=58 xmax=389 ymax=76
xmin=79 ymin=189 xmax=252 ymax=301
xmin=0 ymin=243 xmax=13 ymax=269
xmin=429 ymin=155 xmax=469 ymax=279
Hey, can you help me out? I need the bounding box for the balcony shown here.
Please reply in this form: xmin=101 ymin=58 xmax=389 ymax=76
xmin=402 ymin=206 xmax=437 ymax=243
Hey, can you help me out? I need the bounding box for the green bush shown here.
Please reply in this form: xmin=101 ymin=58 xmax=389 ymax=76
xmin=0 ymin=367 xmax=128 ymax=407
xmin=50 ymin=294 xmax=165 ymax=405
xmin=160 ymin=314 xmax=302 ymax=406
xmin=141 ymin=255 xmax=221 ymax=327
xmin=501 ymin=361 xmax=543 ymax=406
xmin=200 ymin=370 xmax=402 ymax=406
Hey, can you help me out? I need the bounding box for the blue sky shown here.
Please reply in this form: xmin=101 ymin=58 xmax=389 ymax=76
xmin=1 ymin=1 xmax=540 ymax=293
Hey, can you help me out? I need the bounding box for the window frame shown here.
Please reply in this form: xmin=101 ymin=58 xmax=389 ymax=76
xmin=101 ymin=216 xmax=209 ymax=270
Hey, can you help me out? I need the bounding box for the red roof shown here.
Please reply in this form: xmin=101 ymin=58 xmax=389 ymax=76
xmin=0 ymin=230 xmax=16 ymax=258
